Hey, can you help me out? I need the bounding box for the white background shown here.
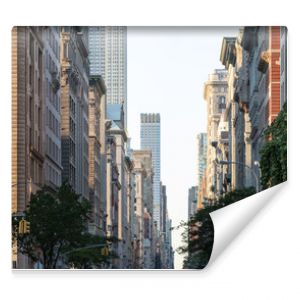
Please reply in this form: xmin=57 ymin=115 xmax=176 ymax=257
xmin=0 ymin=1 xmax=299 ymax=299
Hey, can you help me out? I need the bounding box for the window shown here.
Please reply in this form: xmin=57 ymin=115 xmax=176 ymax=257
xmin=29 ymin=34 xmax=34 ymax=61
xmin=38 ymin=107 xmax=42 ymax=130
xmin=29 ymin=97 xmax=34 ymax=145
xmin=218 ymin=96 xmax=226 ymax=111
xmin=64 ymin=43 xmax=68 ymax=59
xmin=29 ymin=65 xmax=33 ymax=87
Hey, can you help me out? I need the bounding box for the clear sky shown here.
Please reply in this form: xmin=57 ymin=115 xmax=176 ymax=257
xmin=127 ymin=27 xmax=238 ymax=269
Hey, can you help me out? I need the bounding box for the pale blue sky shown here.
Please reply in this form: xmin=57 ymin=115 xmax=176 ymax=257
xmin=127 ymin=27 xmax=238 ymax=269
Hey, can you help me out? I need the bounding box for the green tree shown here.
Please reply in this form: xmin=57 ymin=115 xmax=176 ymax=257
xmin=177 ymin=187 xmax=256 ymax=269
xmin=13 ymin=182 xmax=115 ymax=269
xmin=65 ymin=234 xmax=118 ymax=269
xmin=260 ymin=103 xmax=287 ymax=189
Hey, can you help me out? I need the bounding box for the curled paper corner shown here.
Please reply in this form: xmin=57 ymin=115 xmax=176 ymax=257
xmin=206 ymin=182 xmax=287 ymax=268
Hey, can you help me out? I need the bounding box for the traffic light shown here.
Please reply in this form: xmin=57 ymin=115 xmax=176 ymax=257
xmin=18 ymin=219 xmax=25 ymax=234
xmin=18 ymin=219 xmax=30 ymax=234
xmin=25 ymin=221 xmax=30 ymax=233
xmin=101 ymin=246 xmax=109 ymax=256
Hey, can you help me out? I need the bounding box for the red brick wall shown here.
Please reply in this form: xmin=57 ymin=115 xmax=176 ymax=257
xmin=268 ymin=26 xmax=281 ymax=124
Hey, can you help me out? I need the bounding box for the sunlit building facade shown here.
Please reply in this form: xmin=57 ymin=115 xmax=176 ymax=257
xmin=203 ymin=69 xmax=228 ymax=203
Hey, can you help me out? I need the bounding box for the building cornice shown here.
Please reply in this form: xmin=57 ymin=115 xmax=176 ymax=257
xmin=108 ymin=128 xmax=128 ymax=142
xmin=89 ymin=75 xmax=107 ymax=96
xmin=76 ymin=31 xmax=89 ymax=58
xmin=220 ymin=37 xmax=237 ymax=69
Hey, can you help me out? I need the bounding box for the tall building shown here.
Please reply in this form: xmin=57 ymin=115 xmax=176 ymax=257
xmin=220 ymin=36 xmax=244 ymax=190
xmin=196 ymin=133 xmax=207 ymax=207
xmin=161 ymin=184 xmax=167 ymax=236
xmin=88 ymin=26 xmax=127 ymax=127
xmin=88 ymin=27 xmax=102 ymax=76
xmin=165 ymin=217 xmax=174 ymax=269
xmin=106 ymin=135 xmax=121 ymax=268
xmin=280 ymin=27 xmax=287 ymax=109
xmin=203 ymin=69 xmax=228 ymax=203
xmin=88 ymin=76 xmax=106 ymax=236
xmin=238 ymin=26 xmax=282 ymax=188
xmin=132 ymin=150 xmax=154 ymax=268
xmin=220 ymin=27 xmax=286 ymax=192
xmin=12 ymin=27 xmax=46 ymax=268
xmin=140 ymin=113 xmax=161 ymax=231
xmin=44 ymin=27 xmax=62 ymax=190
xmin=160 ymin=184 xmax=173 ymax=269
xmin=197 ymin=133 xmax=207 ymax=186
xmin=88 ymin=28 xmax=108 ymax=209
xmin=60 ymin=27 xmax=90 ymax=200
xmin=124 ymin=155 xmax=135 ymax=268
xmin=188 ymin=186 xmax=198 ymax=220
xmin=107 ymin=103 xmax=128 ymax=268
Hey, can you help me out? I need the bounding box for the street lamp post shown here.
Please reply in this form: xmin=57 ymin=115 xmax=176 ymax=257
xmin=218 ymin=160 xmax=260 ymax=193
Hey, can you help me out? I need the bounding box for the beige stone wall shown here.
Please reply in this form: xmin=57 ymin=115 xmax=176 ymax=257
xmin=132 ymin=150 xmax=155 ymax=268
xmin=12 ymin=27 xmax=46 ymax=268
xmin=203 ymin=70 xmax=228 ymax=202
xmin=88 ymin=80 xmax=102 ymax=235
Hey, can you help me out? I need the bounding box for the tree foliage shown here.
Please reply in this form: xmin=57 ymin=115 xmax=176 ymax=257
xmin=260 ymin=103 xmax=287 ymax=189
xmin=65 ymin=234 xmax=118 ymax=269
xmin=177 ymin=187 xmax=256 ymax=269
xmin=12 ymin=182 xmax=116 ymax=269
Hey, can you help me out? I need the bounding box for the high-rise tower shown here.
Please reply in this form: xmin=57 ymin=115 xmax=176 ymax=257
xmin=88 ymin=26 xmax=127 ymax=127
xmin=140 ymin=113 xmax=161 ymax=230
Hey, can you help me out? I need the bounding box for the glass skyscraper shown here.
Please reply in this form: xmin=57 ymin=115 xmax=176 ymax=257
xmin=140 ymin=113 xmax=161 ymax=230
xmin=88 ymin=26 xmax=127 ymax=127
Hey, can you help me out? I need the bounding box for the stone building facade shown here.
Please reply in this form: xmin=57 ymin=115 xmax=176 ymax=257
xmin=88 ymin=76 xmax=106 ymax=235
xmin=12 ymin=26 xmax=174 ymax=270
xmin=203 ymin=69 xmax=228 ymax=203
xmin=132 ymin=150 xmax=154 ymax=269
xmin=43 ymin=27 xmax=62 ymax=191
xmin=199 ymin=26 xmax=286 ymax=206
xmin=107 ymin=103 xmax=129 ymax=268
xmin=12 ymin=27 xmax=48 ymax=268
xmin=60 ymin=27 xmax=90 ymax=200
xmin=280 ymin=27 xmax=287 ymax=109
xmin=220 ymin=35 xmax=245 ymax=190
xmin=219 ymin=27 xmax=284 ymax=193
xmin=106 ymin=135 xmax=121 ymax=268
xmin=124 ymin=155 xmax=135 ymax=268
xmin=196 ymin=133 xmax=207 ymax=188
